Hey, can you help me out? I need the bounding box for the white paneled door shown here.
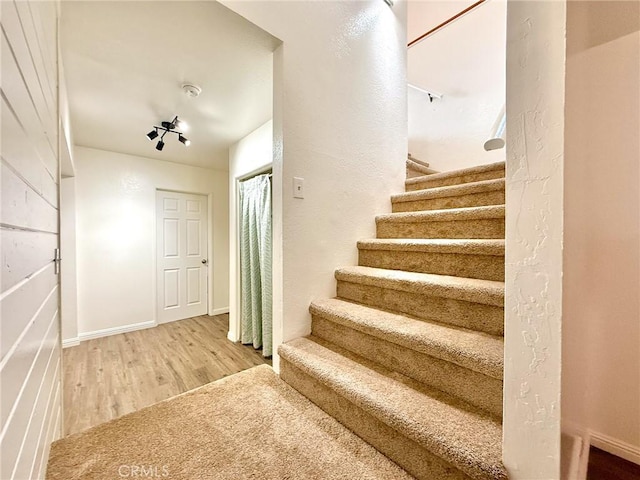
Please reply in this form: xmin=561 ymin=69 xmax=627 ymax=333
xmin=156 ymin=191 xmax=208 ymax=323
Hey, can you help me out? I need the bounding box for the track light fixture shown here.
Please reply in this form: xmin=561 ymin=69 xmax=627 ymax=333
xmin=146 ymin=116 xmax=190 ymax=152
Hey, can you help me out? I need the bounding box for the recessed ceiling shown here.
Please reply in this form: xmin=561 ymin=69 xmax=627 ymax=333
xmin=60 ymin=1 xmax=279 ymax=170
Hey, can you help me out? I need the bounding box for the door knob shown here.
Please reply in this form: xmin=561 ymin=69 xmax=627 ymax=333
xmin=202 ymin=259 xmax=208 ymax=264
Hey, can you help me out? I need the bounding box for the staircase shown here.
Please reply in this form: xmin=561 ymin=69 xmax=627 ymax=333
xmin=278 ymin=161 xmax=507 ymax=480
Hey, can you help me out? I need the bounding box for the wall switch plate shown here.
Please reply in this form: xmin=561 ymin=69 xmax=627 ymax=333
xmin=293 ymin=177 xmax=304 ymax=199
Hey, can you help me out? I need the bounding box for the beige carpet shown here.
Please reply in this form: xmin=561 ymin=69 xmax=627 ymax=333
xmin=47 ymin=365 xmax=413 ymax=480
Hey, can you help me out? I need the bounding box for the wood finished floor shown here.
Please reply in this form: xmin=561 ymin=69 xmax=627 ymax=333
xmin=587 ymin=447 xmax=640 ymax=480
xmin=62 ymin=314 xmax=271 ymax=436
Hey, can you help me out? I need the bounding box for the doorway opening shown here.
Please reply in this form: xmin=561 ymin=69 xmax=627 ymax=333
xmin=235 ymin=167 xmax=273 ymax=358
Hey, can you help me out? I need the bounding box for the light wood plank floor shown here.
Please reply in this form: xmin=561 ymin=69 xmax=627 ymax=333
xmin=62 ymin=314 xmax=271 ymax=436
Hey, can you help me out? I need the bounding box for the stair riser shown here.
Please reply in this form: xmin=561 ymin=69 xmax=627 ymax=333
xmin=406 ymin=169 xmax=505 ymax=191
xmin=312 ymin=316 xmax=503 ymax=417
xmin=376 ymin=219 xmax=505 ymax=240
xmin=280 ymin=360 xmax=473 ymax=480
xmin=392 ymin=191 xmax=505 ymax=213
xmin=407 ymin=168 xmax=424 ymax=178
xmin=358 ymin=249 xmax=505 ymax=281
xmin=407 ymin=167 xmax=437 ymax=178
xmin=337 ymin=281 xmax=504 ymax=336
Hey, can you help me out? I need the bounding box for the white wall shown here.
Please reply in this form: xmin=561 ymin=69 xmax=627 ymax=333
xmin=74 ymin=146 xmax=229 ymax=340
xmin=407 ymin=0 xmax=476 ymax=44
xmin=0 ymin=1 xmax=63 ymax=478
xmin=503 ymin=1 xmax=566 ymax=478
xmin=228 ymin=120 xmax=273 ymax=343
xmin=408 ymin=0 xmax=506 ymax=172
xmin=563 ymin=1 xmax=640 ymax=464
xmin=60 ymin=177 xmax=79 ymax=347
xmin=220 ymin=0 xmax=408 ymax=371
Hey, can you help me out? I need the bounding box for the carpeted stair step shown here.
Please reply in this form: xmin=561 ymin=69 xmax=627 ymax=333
xmin=408 ymin=154 xmax=431 ymax=168
xmin=279 ymin=337 xmax=507 ymax=480
xmin=357 ymin=238 xmax=504 ymax=281
xmin=392 ymin=178 xmax=505 ymax=212
xmin=406 ymin=162 xmax=505 ymax=192
xmin=335 ymin=266 xmax=504 ymax=335
xmin=407 ymin=158 xmax=439 ymax=178
xmin=310 ymin=298 xmax=503 ymax=417
xmin=376 ymin=205 xmax=505 ymax=240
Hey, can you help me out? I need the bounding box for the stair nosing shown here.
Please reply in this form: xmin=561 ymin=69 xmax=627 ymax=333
xmin=405 ymin=161 xmax=505 ymax=186
xmin=279 ymin=337 xmax=507 ymax=480
xmin=310 ymin=298 xmax=504 ymax=379
xmin=376 ymin=205 xmax=505 ymax=224
xmin=392 ymin=178 xmax=505 ymax=204
xmin=357 ymin=238 xmax=505 ymax=256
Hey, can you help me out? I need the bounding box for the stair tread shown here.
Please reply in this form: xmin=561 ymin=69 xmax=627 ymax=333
xmin=377 ymin=205 xmax=505 ymax=224
xmin=335 ymin=266 xmax=504 ymax=307
xmin=406 ymin=161 xmax=505 ymax=187
xmin=407 ymin=159 xmax=439 ymax=175
xmin=357 ymin=238 xmax=505 ymax=256
xmin=279 ymin=337 xmax=507 ymax=480
xmin=310 ymin=298 xmax=503 ymax=379
xmin=393 ymin=178 xmax=505 ymax=203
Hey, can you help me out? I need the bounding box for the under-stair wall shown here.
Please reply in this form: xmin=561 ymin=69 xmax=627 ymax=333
xmin=220 ymin=0 xmax=408 ymax=371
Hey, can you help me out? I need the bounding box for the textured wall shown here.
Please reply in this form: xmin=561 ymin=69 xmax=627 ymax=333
xmin=220 ymin=1 xmax=408 ymax=370
xmin=503 ymin=2 xmax=566 ymax=478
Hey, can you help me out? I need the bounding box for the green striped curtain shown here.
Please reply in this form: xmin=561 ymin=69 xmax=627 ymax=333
xmin=239 ymin=174 xmax=272 ymax=357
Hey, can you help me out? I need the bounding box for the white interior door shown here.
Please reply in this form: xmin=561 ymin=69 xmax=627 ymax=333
xmin=156 ymin=191 xmax=208 ymax=323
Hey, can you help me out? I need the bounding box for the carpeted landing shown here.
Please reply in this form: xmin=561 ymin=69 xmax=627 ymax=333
xmin=46 ymin=365 xmax=414 ymax=480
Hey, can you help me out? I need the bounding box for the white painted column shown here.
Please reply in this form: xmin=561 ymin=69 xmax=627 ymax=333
xmin=503 ymin=1 xmax=566 ymax=478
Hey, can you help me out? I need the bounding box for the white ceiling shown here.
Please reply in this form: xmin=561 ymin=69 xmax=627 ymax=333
xmin=60 ymin=1 xmax=279 ymax=170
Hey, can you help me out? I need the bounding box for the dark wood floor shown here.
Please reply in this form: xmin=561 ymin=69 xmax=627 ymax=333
xmin=588 ymin=447 xmax=640 ymax=480
xmin=62 ymin=314 xmax=271 ymax=436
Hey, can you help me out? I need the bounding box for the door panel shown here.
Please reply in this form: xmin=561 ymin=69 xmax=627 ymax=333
xmin=186 ymin=220 xmax=201 ymax=256
xmin=186 ymin=268 xmax=201 ymax=305
xmin=156 ymin=191 xmax=208 ymax=323
xmin=163 ymin=219 xmax=179 ymax=257
xmin=0 ymin=1 xmax=62 ymax=477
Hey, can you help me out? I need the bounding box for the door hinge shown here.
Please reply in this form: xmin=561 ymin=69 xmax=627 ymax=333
xmin=54 ymin=248 xmax=61 ymax=274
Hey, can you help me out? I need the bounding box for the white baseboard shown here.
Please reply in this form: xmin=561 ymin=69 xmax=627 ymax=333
xmin=211 ymin=307 xmax=229 ymax=316
xmin=78 ymin=320 xmax=157 ymax=342
xmin=227 ymin=330 xmax=239 ymax=342
xmin=590 ymin=430 xmax=640 ymax=465
xmin=62 ymin=337 xmax=80 ymax=348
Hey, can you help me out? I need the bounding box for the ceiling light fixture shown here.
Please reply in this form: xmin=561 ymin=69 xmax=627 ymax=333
xmin=178 ymin=134 xmax=190 ymax=146
xmin=146 ymin=116 xmax=190 ymax=152
xmin=146 ymin=129 xmax=159 ymax=141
